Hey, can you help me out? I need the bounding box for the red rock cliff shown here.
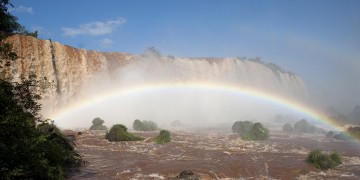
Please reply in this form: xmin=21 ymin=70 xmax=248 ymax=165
xmin=0 ymin=35 xmax=133 ymax=106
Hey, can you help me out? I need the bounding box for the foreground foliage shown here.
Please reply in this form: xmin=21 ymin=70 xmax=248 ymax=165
xmin=90 ymin=117 xmax=107 ymax=130
xmin=0 ymin=1 xmax=82 ymax=178
xmin=232 ymin=121 xmax=269 ymax=141
xmin=105 ymin=124 xmax=144 ymax=141
xmin=0 ymin=80 xmax=82 ymax=179
xmin=305 ymin=150 xmax=342 ymax=170
xmin=133 ymin=119 xmax=158 ymax=131
xmin=155 ymin=130 xmax=171 ymax=144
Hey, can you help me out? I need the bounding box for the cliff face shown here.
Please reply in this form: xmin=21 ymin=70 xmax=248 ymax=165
xmin=1 ymin=35 xmax=308 ymax=111
xmin=123 ymin=53 xmax=308 ymax=101
xmin=1 ymin=35 xmax=133 ymax=106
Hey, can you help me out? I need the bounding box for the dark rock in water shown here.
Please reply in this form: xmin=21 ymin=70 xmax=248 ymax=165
xmin=334 ymin=132 xmax=351 ymax=141
xmin=326 ymin=131 xmax=336 ymax=138
xmin=176 ymin=170 xmax=200 ymax=180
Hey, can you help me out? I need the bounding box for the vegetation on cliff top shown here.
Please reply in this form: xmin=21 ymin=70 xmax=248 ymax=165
xmin=105 ymin=124 xmax=144 ymax=142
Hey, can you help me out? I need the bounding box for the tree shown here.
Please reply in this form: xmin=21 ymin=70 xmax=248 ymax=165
xmin=133 ymin=119 xmax=144 ymax=131
xmin=294 ymin=119 xmax=317 ymax=133
xmin=0 ymin=1 xmax=82 ymax=178
xmin=90 ymin=117 xmax=107 ymax=130
xmin=232 ymin=120 xmax=254 ymax=136
xmin=0 ymin=79 xmax=82 ymax=178
xmin=242 ymin=122 xmax=270 ymax=141
xmin=282 ymin=123 xmax=293 ymax=132
xmin=132 ymin=119 xmax=158 ymax=131
xmin=155 ymin=130 xmax=171 ymax=144
xmin=0 ymin=0 xmax=37 ymax=68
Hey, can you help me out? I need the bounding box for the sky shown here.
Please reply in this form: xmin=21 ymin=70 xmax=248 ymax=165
xmin=11 ymin=0 xmax=360 ymax=113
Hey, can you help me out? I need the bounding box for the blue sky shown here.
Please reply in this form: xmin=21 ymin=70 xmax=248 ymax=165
xmin=11 ymin=0 xmax=360 ymax=112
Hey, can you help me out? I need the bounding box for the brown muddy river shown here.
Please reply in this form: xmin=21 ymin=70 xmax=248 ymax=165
xmin=67 ymin=128 xmax=360 ymax=179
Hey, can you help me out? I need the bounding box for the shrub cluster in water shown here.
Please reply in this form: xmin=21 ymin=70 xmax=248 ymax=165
xmin=90 ymin=117 xmax=107 ymax=130
xmin=106 ymin=124 xmax=144 ymax=141
xmin=326 ymin=126 xmax=360 ymax=141
xmin=282 ymin=119 xmax=325 ymax=134
xmin=232 ymin=121 xmax=269 ymax=141
xmin=306 ymin=150 xmax=342 ymax=170
xmin=133 ymin=119 xmax=158 ymax=131
xmin=155 ymin=130 xmax=171 ymax=144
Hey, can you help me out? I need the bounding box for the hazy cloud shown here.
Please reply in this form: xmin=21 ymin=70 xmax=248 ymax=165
xmin=100 ymin=38 xmax=114 ymax=47
xmin=15 ymin=5 xmax=33 ymax=14
xmin=62 ymin=17 xmax=126 ymax=37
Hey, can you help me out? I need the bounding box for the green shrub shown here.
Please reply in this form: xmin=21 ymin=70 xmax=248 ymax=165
xmin=90 ymin=117 xmax=107 ymax=130
xmin=132 ymin=119 xmax=158 ymax=131
xmin=294 ymin=119 xmax=317 ymax=133
xmin=232 ymin=120 xmax=254 ymax=136
xmin=282 ymin=123 xmax=293 ymax=132
xmin=326 ymin=131 xmax=336 ymax=138
xmin=0 ymin=81 xmax=82 ymax=179
xmin=0 ymin=3 xmax=82 ymax=178
xmin=133 ymin=119 xmax=144 ymax=130
xmin=105 ymin=124 xmax=144 ymax=142
xmin=242 ymin=122 xmax=269 ymax=141
xmin=155 ymin=130 xmax=171 ymax=144
xmin=305 ymin=150 xmax=342 ymax=170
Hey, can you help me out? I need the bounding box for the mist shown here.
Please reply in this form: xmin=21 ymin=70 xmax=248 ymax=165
xmin=48 ymin=49 xmax=315 ymax=130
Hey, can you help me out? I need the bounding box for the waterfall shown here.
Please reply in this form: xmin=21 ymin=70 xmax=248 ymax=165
xmin=0 ymin=35 xmax=308 ymax=115
xmin=49 ymin=39 xmax=61 ymax=94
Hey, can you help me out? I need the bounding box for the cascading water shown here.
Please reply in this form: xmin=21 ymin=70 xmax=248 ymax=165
xmin=1 ymin=35 xmax=309 ymax=128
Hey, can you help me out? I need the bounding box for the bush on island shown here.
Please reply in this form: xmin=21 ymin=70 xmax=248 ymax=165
xmin=155 ymin=130 xmax=171 ymax=144
xmin=333 ymin=132 xmax=351 ymax=141
xmin=282 ymin=123 xmax=293 ymax=132
xmin=232 ymin=121 xmax=270 ymax=141
xmin=232 ymin=120 xmax=254 ymax=136
xmin=242 ymin=122 xmax=270 ymax=141
xmin=306 ymin=150 xmax=342 ymax=170
xmin=329 ymin=126 xmax=360 ymax=141
xmin=90 ymin=117 xmax=107 ymax=130
xmin=133 ymin=119 xmax=158 ymax=131
xmin=294 ymin=119 xmax=317 ymax=133
xmin=105 ymin=124 xmax=144 ymax=142
xmin=326 ymin=131 xmax=336 ymax=138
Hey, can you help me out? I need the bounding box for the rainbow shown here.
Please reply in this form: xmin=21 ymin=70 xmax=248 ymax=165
xmin=50 ymin=81 xmax=348 ymax=132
